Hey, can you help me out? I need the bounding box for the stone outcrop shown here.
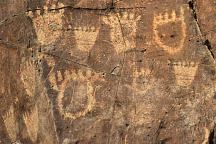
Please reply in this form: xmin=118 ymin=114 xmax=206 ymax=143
xmin=0 ymin=0 xmax=216 ymax=143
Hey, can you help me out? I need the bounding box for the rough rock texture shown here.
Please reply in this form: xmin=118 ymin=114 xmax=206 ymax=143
xmin=1 ymin=0 xmax=216 ymax=143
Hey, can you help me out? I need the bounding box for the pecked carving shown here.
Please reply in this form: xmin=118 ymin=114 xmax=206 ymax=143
xmin=170 ymin=60 xmax=199 ymax=87
xmin=2 ymin=105 xmax=18 ymax=142
xmin=49 ymin=69 xmax=104 ymax=120
xmin=23 ymin=105 xmax=39 ymax=143
xmin=103 ymin=12 xmax=141 ymax=54
xmin=20 ymin=59 xmax=36 ymax=97
xmin=125 ymin=66 xmax=156 ymax=125
xmin=26 ymin=3 xmax=65 ymax=45
xmin=117 ymin=12 xmax=141 ymax=50
xmin=153 ymin=7 xmax=186 ymax=54
xmin=73 ymin=26 xmax=100 ymax=52
xmin=132 ymin=67 xmax=154 ymax=94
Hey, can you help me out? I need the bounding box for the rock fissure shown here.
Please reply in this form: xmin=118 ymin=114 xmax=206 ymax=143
xmin=188 ymin=0 xmax=215 ymax=59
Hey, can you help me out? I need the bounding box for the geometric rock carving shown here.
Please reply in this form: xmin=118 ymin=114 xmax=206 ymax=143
xmin=23 ymin=105 xmax=39 ymax=143
xmin=74 ymin=26 xmax=100 ymax=52
xmin=2 ymin=105 xmax=18 ymax=142
xmin=26 ymin=3 xmax=65 ymax=45
xmin=103 ymin=12 xmax=141 ymax=54
xmin=49 ymin=69 xmax=104 ymax=120
xmin=153 ymin=7 xmax=186 ymax=54
xmin=170 ymin=61 xmax=198 ymax=87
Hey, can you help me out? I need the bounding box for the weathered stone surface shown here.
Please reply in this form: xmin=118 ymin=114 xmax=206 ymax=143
xmin=1 ymin=0 xmax=216 ymax=144
xmin=114 ymin=0 xmax=188 ymax=8
xmin=196 ymin=0 xmax=216 ymax=58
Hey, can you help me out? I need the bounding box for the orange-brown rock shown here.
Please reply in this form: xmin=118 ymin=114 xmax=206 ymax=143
xmin=1 ymin=0 xmax=216 ymax=143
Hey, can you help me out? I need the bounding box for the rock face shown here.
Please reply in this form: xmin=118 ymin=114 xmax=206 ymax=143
xmin=0 ymin=0 xmax=216 ymax=143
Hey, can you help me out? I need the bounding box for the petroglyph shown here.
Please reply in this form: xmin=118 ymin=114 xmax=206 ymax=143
xmin=26 ymin=3 xmax=65 ymax=45
xmin=153 ymin=7 xmax=186 ymax=54
xmin=49 ymin=69 xmax=104 ymax=120
xmin=73 ymin=26 xmax=100 ymax=52
xmin=118 ymin=12 xmax=141 ymax=50
xmin=103 ymin=12 xmax=140 ymax=54
xmin=23 ymin=105 xmax=39 ymax=143
xmin=103 ymin=14 xmax=125 ymax=54
xmin=180 ymin=99 xmax=200 ymax=126
xmin=20 ymin=60 xmax=36 ymax=97
xmin=2 ymin=105 xmax=18 ymax=142
xmin=130 ymin=67 xmax=155 ymax=125
xmin=0 ymin=73 xmax=5 ymax=94
xmin=202 ymin=127 xmax=210 ymax=144
xmin=128 ymin=102 xmax=154 ymax=125
xmin=170 ymin=60 xmax=198 ymax=87
xmin=131 ymin=67 xmax=155 ymax=94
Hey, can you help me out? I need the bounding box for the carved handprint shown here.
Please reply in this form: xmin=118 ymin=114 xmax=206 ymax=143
xmin=125 ymin=66 xmax=155 ymax=95
xmin=169 ymin=60 xmax=199 ymax=87
xmin=125 ymin=66 xmax=156 ymax=125
xmin=117 ymin=12 xmax=141 ymax=50
xmin=49 ymin=69 xmax=104 ymax=120
xmin=153 ymin=7 xmax=186 ymax=54
xmin=103 ymin=14 xmax=125 ymax=54
xmin=73 ymin=26 xmax=100 ymax=52
xmin=132 ymin=67 xmax=155 ymax=94
xmin=20 ymin=59 xmax=36 ymax=97
xmin=103 ymin=12 xmax=141 ymax=54
xmin=23 ymin=105 xmax=39 ymax=143
xmin=2 ymin=105 xmax=18 ymax=142
xmin=26 ymin=2 xmax=65 ymax=45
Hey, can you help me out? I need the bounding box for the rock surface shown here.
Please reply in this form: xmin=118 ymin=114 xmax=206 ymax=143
xmin=0 ymin=0 xmax=216 ymax=143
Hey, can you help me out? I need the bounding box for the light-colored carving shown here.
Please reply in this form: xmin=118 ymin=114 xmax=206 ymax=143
xmin=171 ymin=61 xmax=198 ymax=87
xmin=0 ymin=77 xmax=5 ymax=94
xmin=130 ymin=67 xmax=155 ymax=125
xmin=49 ymin=69 xmax=104 ymax=120
xmin=57 ymin=71 xmax=63 ymax=81
xmin=128 ymin=101 xmax=154 ymax=125
xmin=202 ymin=127 xmax=210 ymax=144
xmin=2 ymin=105 xmax=18 ymax=142
xmin=20 ymin=60 xmax=36 ymax=97
xmin=23 ymin=105 xmax=39 ymax=143
xmin=103 ymin=14 xmax=125 ymax=54
xmin=153 ymin=7 xmax=186 ymax=54
xmin=132 ymin=67 xmax=154 ymax=94
xmin=49 ymin=71 xmax=59 ymax=91
xmin=118 ymin=12 xmax=141 ymax=50
xmin=26 ymin=3 xmax=65 ymax=45
xmin=74 ymin=26 xmax=100 ymax=52
xmin=180 ymin=99 xmax=200 ymax=126
xmin=103 ymin=12 xmax=140 ymax=54
xmin=45 ymin=55 xmax=56 ymax=67
xmin=62 ymin=138 xmax=71 ymax=144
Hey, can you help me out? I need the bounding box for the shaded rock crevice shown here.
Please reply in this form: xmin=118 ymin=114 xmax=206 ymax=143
xmin=188 ymin=0 xmax=215 ymax=59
